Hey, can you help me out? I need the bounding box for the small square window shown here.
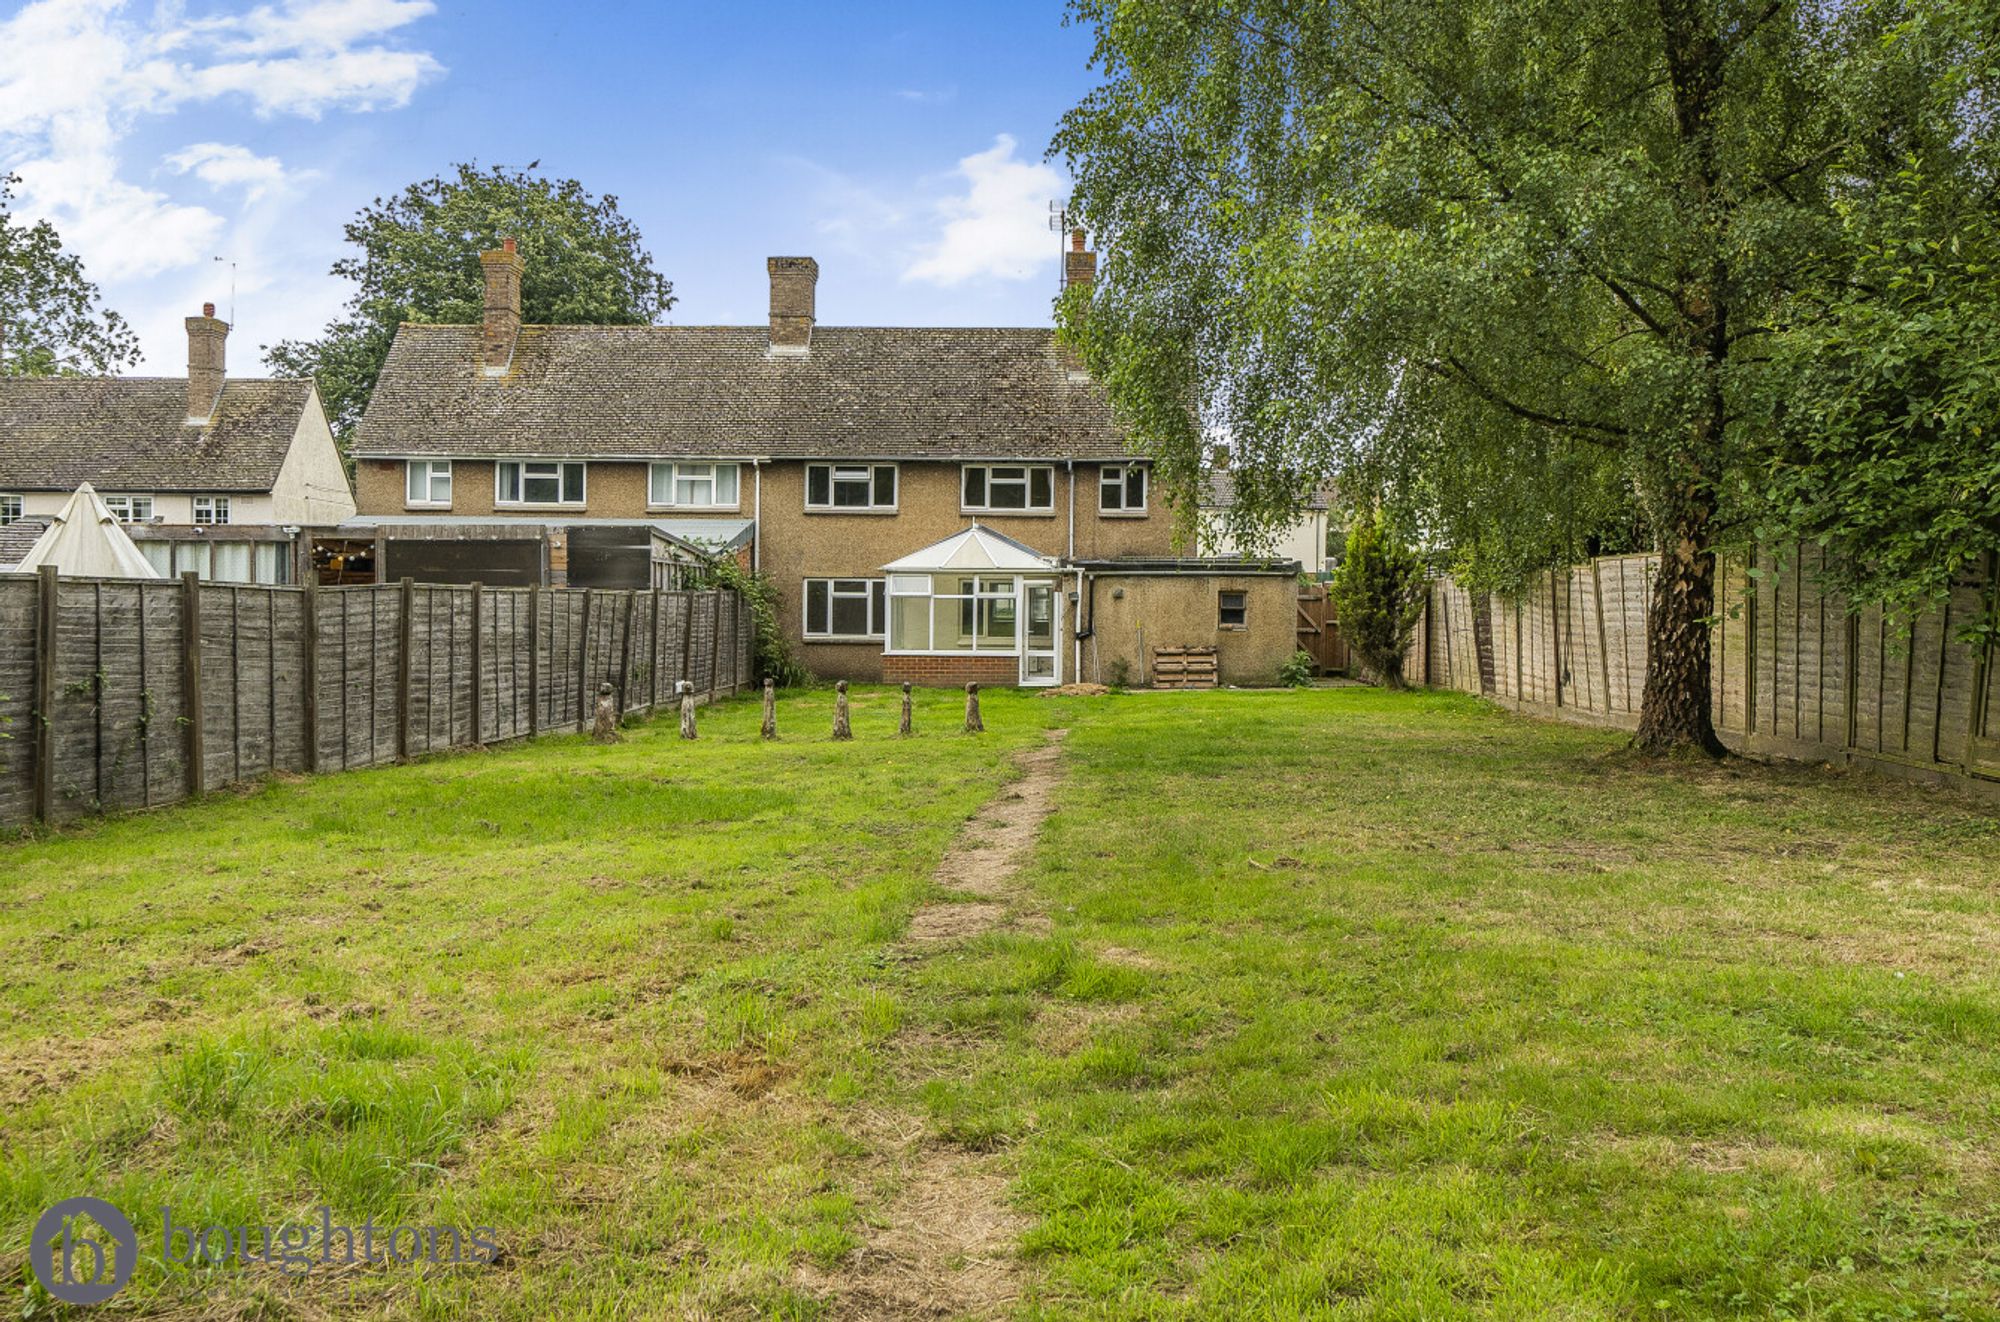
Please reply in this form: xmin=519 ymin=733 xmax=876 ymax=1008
xmin=1219 ymin=590 xmax=1248 ymax=628
xmin=1100 ymin=465 xmax=1147 ymax=513
xmin=406 ymin=460 xmax=451 ymax=506
xmin=193 ymin=496 xmax=231 ymax=525
xmin=0 ymin=495 xmax=21 ymax=525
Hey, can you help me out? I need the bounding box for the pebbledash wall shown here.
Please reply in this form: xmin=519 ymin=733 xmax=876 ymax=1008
xmin=0 ymin=571 xmax=752 ymax=829
xmin=1410 ymin=545 xmax=2000 ymax=795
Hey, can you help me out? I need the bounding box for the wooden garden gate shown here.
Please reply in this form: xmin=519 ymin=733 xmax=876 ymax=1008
xmin=1296 ymin=584 xmax=1349 ymax=675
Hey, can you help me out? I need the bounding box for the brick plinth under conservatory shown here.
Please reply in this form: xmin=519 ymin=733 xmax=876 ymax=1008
xmin=881 ymin=654 xmax=1024 ymax=687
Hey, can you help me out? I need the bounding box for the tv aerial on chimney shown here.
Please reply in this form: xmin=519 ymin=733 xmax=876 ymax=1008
xmin=1048 ymin=199 xmax=1078 ymax=290
xmin=212 ymin=256 xmax=237 ymax=327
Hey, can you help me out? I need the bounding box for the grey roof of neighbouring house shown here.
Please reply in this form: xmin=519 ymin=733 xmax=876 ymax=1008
xmin=0 ymin=517 xmax=50 ymax=569
xmin=350 ymin=324 xmax=1135 ymax=461
xmin=1200 ymin=472 xmax=1334 ymax=510
xmin=0 ymin=377 xmax=314 ymax=491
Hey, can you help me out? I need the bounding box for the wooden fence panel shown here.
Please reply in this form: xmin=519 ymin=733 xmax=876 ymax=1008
xmin=1420 ymin=546 xmax=1994 ymax=790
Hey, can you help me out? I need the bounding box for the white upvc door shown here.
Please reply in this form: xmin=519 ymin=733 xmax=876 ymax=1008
xmin=1019 ymin=580 xmax=1061 ymax=686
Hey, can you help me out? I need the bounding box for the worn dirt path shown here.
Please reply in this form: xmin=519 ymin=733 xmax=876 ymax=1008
xmin=812 ymin=729 xmax=1068 ymax=1319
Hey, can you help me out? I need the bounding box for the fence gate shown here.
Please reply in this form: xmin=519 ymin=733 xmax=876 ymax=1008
xmin=1295 ymin=585 xmax=1349 ymax=675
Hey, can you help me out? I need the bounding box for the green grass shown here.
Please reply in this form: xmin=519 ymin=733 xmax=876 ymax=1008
xmin=3 ymin=685 xmax=1998 ymax=1318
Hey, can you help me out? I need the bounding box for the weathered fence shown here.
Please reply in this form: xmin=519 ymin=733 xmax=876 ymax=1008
xmin=0 ymin=571 xmax=753 ymax=829
xmin=1411 ymin=546 xmax=2000 ymax=791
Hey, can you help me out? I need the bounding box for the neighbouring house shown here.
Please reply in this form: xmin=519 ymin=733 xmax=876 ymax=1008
xmin=347 ymin=235 xmax=1297 ymax=686
xmin=0 ymin=307 xmax=356 ymax=583
xmin=1199 ymin=470 xmax=1335 ymax=578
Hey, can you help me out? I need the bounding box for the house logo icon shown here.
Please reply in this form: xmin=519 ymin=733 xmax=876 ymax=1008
xmin=29 ymin=1196 xmax=136 ymax=1306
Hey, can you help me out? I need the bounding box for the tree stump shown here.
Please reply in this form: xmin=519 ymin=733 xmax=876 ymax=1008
xmin=590 ymin=681 xmax=622 ymax=744
xmin=761 ymin=677 xmax=777 ymax=739
xmin=832 ymin=679 xmax=853 ymax=741
xmin=678 ymin=680 xmax=697 ymax=741
xmin=898 ymin=682 xmax=913 ymax=737
xmin=963 ymin=681 xmax=984 ymax=733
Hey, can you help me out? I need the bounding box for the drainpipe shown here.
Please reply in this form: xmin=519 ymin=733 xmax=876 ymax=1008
xmin=752 ymin=461 xmax=762 ymax=573
xmin=1072 ymin=566 xmax=1085 ymax=683
xmin=1065 ymin=459 xmax=1075 ymax=560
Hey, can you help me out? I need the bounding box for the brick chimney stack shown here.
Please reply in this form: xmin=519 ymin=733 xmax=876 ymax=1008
xmin=186 ymin=302 xmax=227 ymax=424
xmin=1064 ymin=228 xmax=1096 ymax=289
xmin=767 ymin=256 xmax=818 ymax=355
xmin=480 ymin=237 xmax=524 ymax=374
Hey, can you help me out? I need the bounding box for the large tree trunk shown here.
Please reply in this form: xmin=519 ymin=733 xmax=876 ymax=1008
xmin=1634 ymin=507 xmax=1726 ymax=756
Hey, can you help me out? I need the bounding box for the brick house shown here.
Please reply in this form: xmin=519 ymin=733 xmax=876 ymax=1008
xmin=0 ymin=307 xmax=356 ymax=582
xmin=346 ymin=239 xmax=1298 ymax=686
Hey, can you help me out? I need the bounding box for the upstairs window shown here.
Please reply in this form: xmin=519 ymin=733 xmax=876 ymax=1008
xmin=803 ymin=578 xmax=887 ymax=639
xmin=806 ymin=463 xmax=897 ymax=511
xmin=0 ymin=495 xmax=21 ymax=525
xmin=192 ymin=496 xmax=231 ymax=526
xmin=496 ymin=460 xmax=585 ymax=505
xmin=962 ymin=464 xmax=1053 ymax=513
xmin=103 ymin=494 xmax=153 ymax=523
xmin=405 ymin=459 xmax=452 ymax=506
xmin=1099 ymin=464 xmax=1147 ymax=513
xmin=650 ymin=462 xmax=740 ymax=508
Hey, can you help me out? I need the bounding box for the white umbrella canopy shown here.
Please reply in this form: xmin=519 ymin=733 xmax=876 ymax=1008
xmin=15 ymin=484 xmax=161 ymax=579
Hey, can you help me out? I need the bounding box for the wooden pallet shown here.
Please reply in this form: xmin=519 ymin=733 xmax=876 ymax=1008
xmin=1152 ymin=646 xmax=1219 ymax=689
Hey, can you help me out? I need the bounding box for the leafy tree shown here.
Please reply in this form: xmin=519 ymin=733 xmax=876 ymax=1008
xmin=1053 ymin=0 xmax=1974 ymax=754
xmin=1328 ymin=510 xmax=1427 ymax=688
xmin=0 ymin=173 xmax=139 ymax=376
xmin=1747 ymin=7 xmax=1999 ymax=645
xmin=267 ymin=163 xmax=675 ymax=435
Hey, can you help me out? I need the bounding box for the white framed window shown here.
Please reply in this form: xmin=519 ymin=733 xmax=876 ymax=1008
xmin=649 ymin=462 xmax=740 ymax=508
xmin=192 ymin=495 xmax=231 ymax=525
xmin=0 ymin=495 xmax=21 ymax=525
xmin=805 ymin=463 xmax=896 ymax=511
xmin=803 ymin=578 xmax=887 ymax=639
xmin=1219 ymin=590 xmax=1248 ymax=629
xmin=886 ymin=574 xmax=1029 ymax=654
xmin=103 ymin=494 xmax=153 ymax=523
xmin=961 ymin=464 xmax=1053 ymax=513
xmin=496 ymin=460 xmax=586 ymax=506
xmin=1099 ymin=464 xmax=1147 ymax=513
xmin=405 ymin=459 xmax=452 ymax=506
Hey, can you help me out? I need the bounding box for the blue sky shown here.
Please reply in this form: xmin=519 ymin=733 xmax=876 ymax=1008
xmin=0 ymin=0 xmax=1103 ymax=371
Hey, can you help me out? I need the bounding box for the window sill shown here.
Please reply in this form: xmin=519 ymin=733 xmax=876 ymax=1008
xmin=1097 ymin=510 xmax=1150 ymax=519
xmin=804 ymin=635 xmax=886 ymax=644
xmin=961 ymin=509 xmax=1057 ymax=518
xmin=804 ymin=507 xmax=899 ymax=516
xmin=494 ymin=503 xmax=588 ymax=511
xmin=1218 ymin=624 xmax=1249 ymax=632
xmin=648 ymin=506 xmax=742 ymax=515
xmin=404 ymin=503 xmax=452 ymax=511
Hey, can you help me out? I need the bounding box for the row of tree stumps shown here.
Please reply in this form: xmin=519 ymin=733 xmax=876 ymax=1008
xmin=657 ymin=678 xmax=987 ymax=741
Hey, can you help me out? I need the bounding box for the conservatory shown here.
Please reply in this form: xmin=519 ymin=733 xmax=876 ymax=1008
xmin=880 ymin=525 xmax=1066 ymax=687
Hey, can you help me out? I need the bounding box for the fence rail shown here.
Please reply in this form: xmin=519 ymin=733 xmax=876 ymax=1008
xmin=1412 ymin=547 xmax=2000 ymax=791
xmin=0 ymin=572 xmax=753 ymax=829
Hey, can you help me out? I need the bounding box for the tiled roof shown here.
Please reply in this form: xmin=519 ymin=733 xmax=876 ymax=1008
xmin=351 ymin=324 xmax=1135 ymax=461
xmin=0 ymin=378 xmax=313 ymax=491
xmin=1201 ymin=471 xmax=1334 ymax=510
xmin=0 ymin=517 xmax=50 ymax=569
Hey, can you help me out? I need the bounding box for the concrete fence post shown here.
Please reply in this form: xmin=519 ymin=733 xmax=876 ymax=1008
xmin=899 ymin=682 xmax=913 ymax=737
xmin=678 ymin=679 xmax=697 ymax=741
xmin=761 ymin=677 xmax=777 ymax=739
xmin=832 ymin=679 xmax=853 ymax=741
xmin=963 ymin=681 xmax=984 ymax=734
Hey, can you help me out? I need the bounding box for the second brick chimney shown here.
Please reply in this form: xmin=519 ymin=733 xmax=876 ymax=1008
xmin=186 ymin=303 xmax=227 ymax=424
xmin=767 ymin=256 xmax=818 ymax=355
xmin=1064 ymin=228 xmax=1096 ymax=289
xmin=480 ymin=238 xmax=524 ymax=374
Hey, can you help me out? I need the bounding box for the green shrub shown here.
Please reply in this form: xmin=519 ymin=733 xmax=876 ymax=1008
xmin=1328 ymin=510 xmax=1427 ymax=689
xmin=1278 ymin=649 xmax=1316 ymax=687
xmin=695 ymin=558 xmax=811 ymax=687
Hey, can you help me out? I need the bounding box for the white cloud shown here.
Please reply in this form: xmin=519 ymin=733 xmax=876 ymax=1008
xmin=165 ymin=142 xmax=297 ymax=201
xmin=903 ymin=134 xmax=1066 ymax=287
xmin=0 ymin=0 xmax=441 ymax=331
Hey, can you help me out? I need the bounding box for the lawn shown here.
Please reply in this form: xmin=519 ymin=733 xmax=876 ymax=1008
xmin=3 ymin=685 xmax=1998 ymax=1319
